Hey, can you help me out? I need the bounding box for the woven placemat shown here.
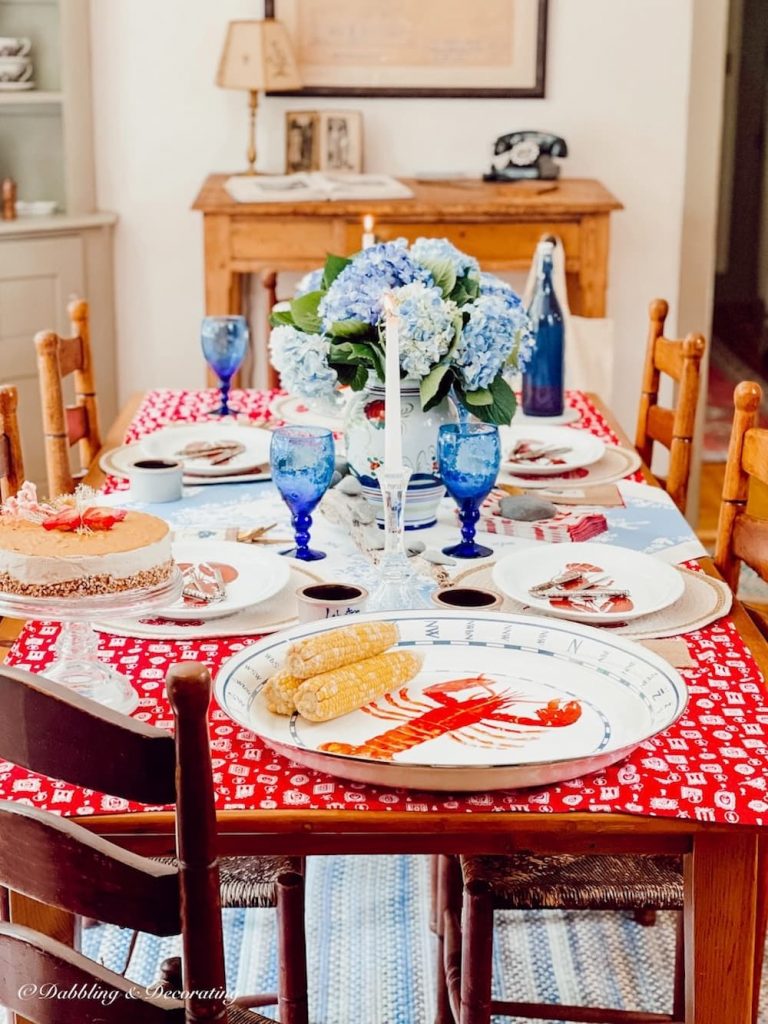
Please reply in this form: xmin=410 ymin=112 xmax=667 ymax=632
xmin=453 ymin=563 xmax=732 ymax=639
xmin=500 ymin=445 xmax=642 ymax=489
xmin=94 ymin=564 xmax=322 ymax=640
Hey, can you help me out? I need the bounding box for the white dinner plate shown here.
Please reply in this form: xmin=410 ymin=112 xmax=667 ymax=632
xmin=141 ymin=423 xmax=272 ymax=478
xmin=214 ymin=610 xmax=687 ymax=791
xmin=269 ymin=393 xmax=347 ymax=432
xmin=156 ymin=540 xmax=290 ymax=621
xmin=499 ymin=425 xmax=604 ymax=477
xmin=99 ymin=442 xmax=271 ymax=485
xmin=492 ymin=543 xmax=686 ymax=625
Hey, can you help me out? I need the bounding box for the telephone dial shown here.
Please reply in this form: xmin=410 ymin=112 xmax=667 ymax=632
xmin=484 ymin=131 xmax=568 ymax=182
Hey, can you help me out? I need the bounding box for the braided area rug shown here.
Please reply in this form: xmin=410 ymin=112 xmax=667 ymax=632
xmin=78 ymin=854 xmax=766 ymax=1024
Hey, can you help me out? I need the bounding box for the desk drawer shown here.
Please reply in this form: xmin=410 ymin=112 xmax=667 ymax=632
xmin=346 ymin=221 xmax=581 ymax=271
xmin=231 ymin=217 xmax=344 ymax=262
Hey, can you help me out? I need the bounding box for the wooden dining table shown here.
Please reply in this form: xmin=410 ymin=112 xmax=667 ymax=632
xmin=2 ymin=387 xmax=767 ymax=1024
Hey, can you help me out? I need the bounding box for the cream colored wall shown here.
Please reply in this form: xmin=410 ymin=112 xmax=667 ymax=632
xmin=90 ymin=0 xmax=722 ymax=439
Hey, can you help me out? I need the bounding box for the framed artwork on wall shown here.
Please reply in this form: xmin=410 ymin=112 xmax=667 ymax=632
xmin=285 ymin=110 xmax=363 ymax=172
xmin=265 ymin=0 xmax=548 ymax=98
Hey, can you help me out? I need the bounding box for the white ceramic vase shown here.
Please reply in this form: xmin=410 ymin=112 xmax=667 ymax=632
xmin=344 ymin=377 xmax=456 ymax=530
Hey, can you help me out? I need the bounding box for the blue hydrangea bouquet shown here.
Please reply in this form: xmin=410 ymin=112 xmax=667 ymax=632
xmin=269 ymin=237 xmax=534 ymax=425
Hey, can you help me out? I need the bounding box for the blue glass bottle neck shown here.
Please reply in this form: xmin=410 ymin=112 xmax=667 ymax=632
xmin=530 ymin=252 xmax=562 ymax=319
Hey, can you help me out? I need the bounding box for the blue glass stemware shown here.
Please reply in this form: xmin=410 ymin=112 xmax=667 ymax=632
xmin=438 ymin=423 xmax=501 ymax=559
xmin=201 ymin=315 xmax=249 ymax=417
xmin=271 ymin=426 xmax=335 ymax=561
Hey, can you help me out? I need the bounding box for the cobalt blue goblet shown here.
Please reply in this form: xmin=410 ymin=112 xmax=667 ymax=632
xmin=271 ymin=426 xmax=335 ymax=561
xmin=201 ymin=315 xmax=249 ymax=417
xmin=438 ymin=423 xmax=501 ymax=559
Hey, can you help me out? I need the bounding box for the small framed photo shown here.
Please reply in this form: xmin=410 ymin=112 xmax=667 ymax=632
xmin=285 ymin=110 xmax=363 ymax=173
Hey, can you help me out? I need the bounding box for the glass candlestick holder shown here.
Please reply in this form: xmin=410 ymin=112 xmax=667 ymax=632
xmin=366 ymin=468 xmax=431 ymax=612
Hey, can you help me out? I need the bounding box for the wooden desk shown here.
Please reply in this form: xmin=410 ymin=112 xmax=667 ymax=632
xmin=192 ymin=174 xmax=623 ymax=322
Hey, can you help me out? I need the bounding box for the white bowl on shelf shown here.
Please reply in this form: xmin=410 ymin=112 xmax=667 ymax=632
xmin=15 ymin=200 xmax=57 ymax=216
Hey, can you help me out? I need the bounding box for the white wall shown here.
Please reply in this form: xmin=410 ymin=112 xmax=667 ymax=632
xmin=91 ymin=0 xmax=712 ymax=437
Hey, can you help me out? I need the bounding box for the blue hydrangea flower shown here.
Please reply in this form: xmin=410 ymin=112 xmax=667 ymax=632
xmin=295 ymin=268 xmax=324 ymax=295
xmin=390 ymin=282 xmax=457 ymax=380
xmin=410 ymin=237 xmax=480 ymax=281
xmin=453 ymin=293 xmax=534 ymax=391
xmin=318 ymin=240 xmax=430 ymax=329
xmin=268 ymin=324 xmax=338 ymax=398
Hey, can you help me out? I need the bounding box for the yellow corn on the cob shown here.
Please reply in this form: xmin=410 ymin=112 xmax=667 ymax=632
xmin=262 ymin=668 xmax=303 ymax=716
xmin=286 ymin=621 xmax=399 ymax=680
xmin=295 ymin=649 xmax=423 ymax=722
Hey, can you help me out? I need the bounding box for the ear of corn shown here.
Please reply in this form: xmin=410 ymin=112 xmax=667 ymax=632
xmin=263 ymin=668 xmax=303 ymax=716
xmin=286 ymin=621 xmax=399 ymax=679
xmin=295 ymin=649 xmax=423 ymax=722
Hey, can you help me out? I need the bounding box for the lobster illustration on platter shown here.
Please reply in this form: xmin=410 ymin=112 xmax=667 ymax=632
xmin=319 ymin=674 xmax=582 ymax=761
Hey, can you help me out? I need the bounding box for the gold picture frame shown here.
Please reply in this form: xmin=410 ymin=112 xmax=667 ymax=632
xmin=266 ymin=0 xmax=548 ymax=98
xmin=285 ymin=109 xmax=363 ymax=173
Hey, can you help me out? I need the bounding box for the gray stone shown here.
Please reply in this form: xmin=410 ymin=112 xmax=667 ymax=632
xmin=499 ymin=494 xmax=558 ymax=521
xmin=406 ymin=539 xmax=426 ymax=556
xmin=351 ymin=500 xmax=376 ymax=525
xmin=334 ymin=457 xmax=350 ymax=477
xmin=422 ymin=549 xmax=457 ymax=565
xmin=336 ymin=475 xmax=363 ymax=496
xmin=362 ymin=526 xmax=385 ymax=550
xmin=330 ymin=470 xmax=343 ymax=488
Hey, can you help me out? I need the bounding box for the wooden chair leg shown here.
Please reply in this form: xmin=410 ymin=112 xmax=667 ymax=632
xmin=430 ymin=854 xmax=439 ymax=933
xmin=459 ymin=879 xmax=494 ymax=1024
xmin=753 ymin=836 xmax=767 ymax=1024
xmin=276 ymin=870 xmax=308 ymax=1024
xmin=672 ymin=911 xmax=685 ymax=1022
xmin=435 ymin=854 xmax=462 ymax=1024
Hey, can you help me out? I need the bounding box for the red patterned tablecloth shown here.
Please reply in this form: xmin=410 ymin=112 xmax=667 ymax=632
xmin=3 ymin=390 xmax=767 ymax=827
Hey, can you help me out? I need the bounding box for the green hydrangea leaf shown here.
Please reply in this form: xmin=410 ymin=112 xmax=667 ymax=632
xmin=290 ymin=291 xmax=323 ymax=334
xmin=420 ymin=257 xmax=457 ymax=299
xmin=467 ymin=375 xmax=517 ymax=424
xmin=329 ymin=319 xmax=370 ymax=339
xmin=463 ymin=386 xmax=493 ymax=407
xmin=322 ymin=254 xmax=352 ymax=289
xmin=450 ymin=272 xmax=481 ymax=307
xmin=420 ymin=363 xmax=451 ymax=410
xmin=269 ymin=309 xmax=294 ymax=327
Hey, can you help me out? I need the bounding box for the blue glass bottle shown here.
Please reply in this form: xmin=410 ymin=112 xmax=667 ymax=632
xmin=522 ymin=240 xmax=565 ymax=417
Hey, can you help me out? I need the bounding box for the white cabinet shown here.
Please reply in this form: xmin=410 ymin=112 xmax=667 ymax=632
xmin=0 ymin=0 xmax=116 ymax=491
xmin=0 ymin=221 xmax=116 ymax=490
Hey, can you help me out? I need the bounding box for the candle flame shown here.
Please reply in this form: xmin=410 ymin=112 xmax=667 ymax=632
xmin=363 ymin=214 xmax=375 ymax=232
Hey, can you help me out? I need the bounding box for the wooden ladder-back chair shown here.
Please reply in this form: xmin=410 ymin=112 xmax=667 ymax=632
xmin=34 ymin=298 xmax=102 ymax=498
xmin=715 ymin=380 xmax=768 ymax=636
xmin=262 ymin=270 xmax=283 ymax=390
xmin=635 ymin=299 xmax=706 ymax=514
xmin=0 ymin=384 xmax=24 ymax=502
xmin=0 ymin=663 xmax=307 ymax=1024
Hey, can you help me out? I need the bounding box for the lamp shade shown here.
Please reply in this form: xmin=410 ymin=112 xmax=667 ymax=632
xmin=216 ymin=19 xmax=301 ymax=92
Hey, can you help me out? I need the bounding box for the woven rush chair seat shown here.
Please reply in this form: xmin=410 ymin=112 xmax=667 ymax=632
xmin=153 ymin=854 xmax=303 ymax=909
xmin=461 ymin=853 xmax=683 ymax=911
xmin=227 ymin=1005 xmax=274 ymax=1024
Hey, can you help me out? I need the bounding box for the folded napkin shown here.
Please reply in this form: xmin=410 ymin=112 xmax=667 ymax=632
xmin=476 ymin=488 xmax=608 ymax=542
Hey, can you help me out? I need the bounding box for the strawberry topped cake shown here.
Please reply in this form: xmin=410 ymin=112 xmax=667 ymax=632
xmin=0 ymin=483 xmax=173 ymax=598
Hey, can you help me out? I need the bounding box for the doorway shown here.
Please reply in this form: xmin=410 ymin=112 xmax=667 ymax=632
xmin=705 ymin=0 xmax=768 ymax=465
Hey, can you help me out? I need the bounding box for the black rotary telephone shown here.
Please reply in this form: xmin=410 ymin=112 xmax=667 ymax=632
xmin=484 ymin=131 xmax=568 ymax=181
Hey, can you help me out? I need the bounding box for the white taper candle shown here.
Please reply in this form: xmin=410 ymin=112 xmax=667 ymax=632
xmin=382 ymin=292 xmax=403 ymax=475
xmin=362 ymin=214 xmax=376 ymax=249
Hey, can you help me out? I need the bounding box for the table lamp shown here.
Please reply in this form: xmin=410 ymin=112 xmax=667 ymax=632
xmin=216 ymin=18 xmax=301 ymax=175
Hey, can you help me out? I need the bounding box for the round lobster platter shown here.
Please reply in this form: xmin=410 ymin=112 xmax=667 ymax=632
xmin=214 ymin=611 xmax=687 ymax=792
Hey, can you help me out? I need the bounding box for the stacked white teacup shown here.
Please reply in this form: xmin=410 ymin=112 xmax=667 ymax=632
xmin=0 ymin=37 xmax=33 ymax=89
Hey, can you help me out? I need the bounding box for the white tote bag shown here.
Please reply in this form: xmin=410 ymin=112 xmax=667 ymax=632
xmin=523 ymin=237 xmax=614 ymax=404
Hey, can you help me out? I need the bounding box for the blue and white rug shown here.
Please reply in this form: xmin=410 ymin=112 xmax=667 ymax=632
xmin=81 ymin=854 xmax=768 ymax=1024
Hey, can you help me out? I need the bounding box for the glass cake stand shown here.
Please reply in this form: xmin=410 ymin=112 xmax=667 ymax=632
xmin=0 ymin=570 xmax=183 ymax=714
